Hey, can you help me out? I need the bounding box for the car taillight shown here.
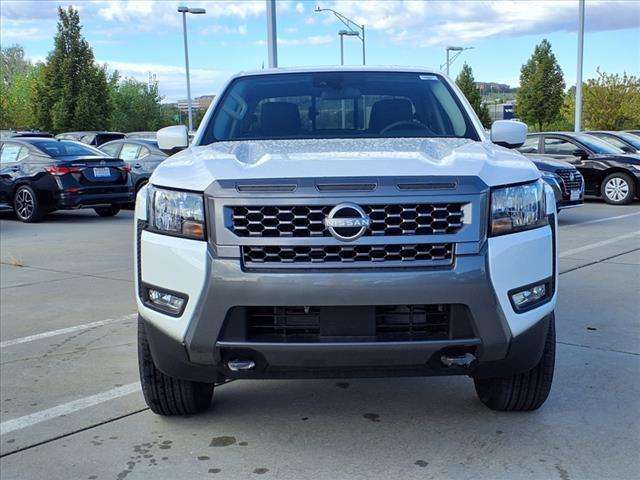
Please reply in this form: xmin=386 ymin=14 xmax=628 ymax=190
xmin=46 ymin=166 xmax=82 ymax=176
xmin=119 ymin=165 xmax=132 ymax=172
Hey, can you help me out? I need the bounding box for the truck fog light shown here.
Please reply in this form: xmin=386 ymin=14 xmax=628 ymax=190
xmin=509 ymin=280 xmax=552 ymax=312
xmin=510 ymin=282 xmax=551 ymax=312
xmin=145 ymin=287 xmax=186 ymax=315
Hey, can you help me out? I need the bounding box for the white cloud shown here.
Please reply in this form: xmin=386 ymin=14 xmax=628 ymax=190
xmin=320 ymin=0 xmax=640 ymax=47
xmin=296 ymin=2 xmax=305 ymax=14
xmin=100 ymin=60 xmax=231 ymax=101
xmin=201 ymin=23 xmax=248 ymax=35
xmin=0 ymin=19 xmax=55 ymax=41
xmin=279 ymin=35 xmax=335 ymax=46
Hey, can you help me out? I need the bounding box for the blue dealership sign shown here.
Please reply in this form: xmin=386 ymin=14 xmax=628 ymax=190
xmin=503 ymin=104 xmax=514 ymax=120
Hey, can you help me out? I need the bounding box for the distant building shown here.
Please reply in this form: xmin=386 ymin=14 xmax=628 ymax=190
xmin=476 ymin=82 xmax=515 ymax=94
xmin=175 ymin=95 xmax=216 ymax=113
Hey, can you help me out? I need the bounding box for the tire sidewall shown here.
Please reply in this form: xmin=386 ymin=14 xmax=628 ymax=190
xmin=13 ymin=185 xmax=41 ymax=222
xmin=95 ymin=205 xmax=121 ymax=217
xmin=602 ymin=172 xmax=635 ymax=205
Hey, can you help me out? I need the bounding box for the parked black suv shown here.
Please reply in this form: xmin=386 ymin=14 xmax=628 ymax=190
xmin=519 ymin=132 xmax=640 ymax=204
xmin=527 ymin=156 xmax=584 ymax=210
xmin=0 ymin=138 xmax=134 ymax=222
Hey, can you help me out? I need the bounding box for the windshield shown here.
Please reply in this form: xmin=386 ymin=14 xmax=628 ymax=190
xmin=34 ymin=140 xmax=107 ymax=158
xmin=617 ymin=132 xmax=640 ymax=149
xmin=575 ymin=134 xmax=624 ymax=155
xmin=202 ymin=72 xmax=479 ymax=143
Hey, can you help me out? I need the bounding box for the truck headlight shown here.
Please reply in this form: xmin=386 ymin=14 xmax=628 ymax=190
xmin=147 ymin=185 xmax=205 ymax=240
xmin=490 ymin=180 xmax=547 ymax=236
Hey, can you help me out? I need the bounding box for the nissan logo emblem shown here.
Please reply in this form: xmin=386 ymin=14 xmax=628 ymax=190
xmin=324 ymin=203 xmax=371 ymax=242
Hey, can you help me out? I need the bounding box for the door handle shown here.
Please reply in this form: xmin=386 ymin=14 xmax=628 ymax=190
xmin=10 ymin=166 xmax=20 ymax=172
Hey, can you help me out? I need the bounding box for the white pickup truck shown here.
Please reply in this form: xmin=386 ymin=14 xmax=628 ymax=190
xmin=135 ymin=67 xmax=557 ymax=416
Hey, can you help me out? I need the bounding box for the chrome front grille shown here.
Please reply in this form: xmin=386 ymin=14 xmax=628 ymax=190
xmin=242 ymin=243 xmax=454 ymax=266
xmin=556 ymin=169 xmax=583 ymax=193
xmin=229 ymin=203 xmax=464 ymax=238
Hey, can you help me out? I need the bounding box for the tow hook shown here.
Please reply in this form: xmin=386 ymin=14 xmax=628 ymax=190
xmin=440 ymin=353 xmax=476 ymax=368
xmin=227 ymin=359 xmax=256 ymax=371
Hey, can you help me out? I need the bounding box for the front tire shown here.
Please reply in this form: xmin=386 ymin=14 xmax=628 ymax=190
xmin=602 ymin=172 xmax=635 ymax=205
xmin=14 ymin=185 xmax=44 ymax=223
xmin=94 ymin=205 xmax=121 ymax=217
xmin=474 ymin=314 xmax=555 ymax=412
xmin=138 ymin=317 xmax=214 ymax=415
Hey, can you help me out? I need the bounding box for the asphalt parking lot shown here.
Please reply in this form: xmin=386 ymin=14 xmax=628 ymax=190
xmin=0 ymin=200 xmax=639 ymax=480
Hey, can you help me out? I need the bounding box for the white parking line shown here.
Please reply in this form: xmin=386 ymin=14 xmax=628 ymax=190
xmin=0 ymin=313 xmax=137 ymax=348
xmin=560 ymin=211 xmax=640 ymax=229
xmin=0 ymin=383 xmax=141 ymax=436
xmin=560 ymin=230 xmax=640 ymax=258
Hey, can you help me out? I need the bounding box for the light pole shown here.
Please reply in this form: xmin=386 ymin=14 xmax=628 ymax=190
xmin=315 ymin=6 xmax=365 ymax=65
xmin=441 ymin=46 xmax=473 ymax=76
xmin=178 ymin=5 xmax=205 ymax=132
xmin=574 ymin=0 xmax=585 ymax=132
xmin=338 ymin=29 xmax=359 ymax=65
xmin=266 ymin=0 xmax=278 ymax=68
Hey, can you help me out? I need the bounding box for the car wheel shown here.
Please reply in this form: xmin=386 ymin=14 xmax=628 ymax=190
xmin=13 ymin=185 xmax=44 ymax=223
xmin=138 ymin=316 xmax=214 ymax=415
xmin=602 ymin=172 xmax=635 ymax=205
xmin=94 ymin=205 xmax=121 ymax=217
xmin=474 ymin=313 xmax=555 ymax=412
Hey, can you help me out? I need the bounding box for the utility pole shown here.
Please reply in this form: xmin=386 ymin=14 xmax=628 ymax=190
xmin=315 ymin=6 xmax=365 ymax=65
xmin=266 ymin=0 xmax=278 ymax=68
xmin=442 ymin=46 xmax=472 ymax=76
xmin=574 ymin=0 xmax=585 ymax=132
xmin=178 ymin=5 xmax=206 ymax=132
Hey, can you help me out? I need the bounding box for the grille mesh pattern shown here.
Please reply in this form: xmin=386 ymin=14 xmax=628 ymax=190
xmin=230 ymin=203 xmax=464 ymax=238
xmin=242 ymin=243 xmax=453 ymax=265
xmin=556 ymin=169 xmax=583 ymax=193
xmin=245 ymin=305 xmax=451 ymax=342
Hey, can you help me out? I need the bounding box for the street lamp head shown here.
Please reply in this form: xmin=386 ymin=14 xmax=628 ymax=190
xmin=177 ymin=6 xmax=188 ymax=12
xmin=188 ymin=8 xmax=206 ymax=14
xmin=447 ymin=46 xmax=464 ymax=51
xmin=339 ymin=29 xmax=359 ymax=36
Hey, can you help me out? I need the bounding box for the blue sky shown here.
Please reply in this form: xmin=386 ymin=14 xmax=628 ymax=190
xmin=1 ymin=1 xmax=638 ymax=102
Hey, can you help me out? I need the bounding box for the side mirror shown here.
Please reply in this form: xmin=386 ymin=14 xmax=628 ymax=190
xmin=157 ymin=125 xmax=189 ymax=153
xmin=573 ymin=149 xmax=588 ymax=158
xmin=490 ymin=120 xmax=528 ymax=149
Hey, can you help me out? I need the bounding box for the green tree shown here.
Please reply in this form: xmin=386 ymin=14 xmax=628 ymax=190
xmin=516 ymin=39 xmax=565 ymax=131
xmin=1 ymin=67 xmax=40 ymax=129
xmin=1 ymin=45 xmax=32 ymax=87
xmin=31 ymin=6 xmax=111 ymax=133
xmin=456 ymin=63 xmax=492 ymax=127
xmin=109 ymin=74 xmax=170 ymax=132
xmin=562 ymin=70 xmax=640 ymax=130
xmin=1 ymin=44 xmax=36 ymax=129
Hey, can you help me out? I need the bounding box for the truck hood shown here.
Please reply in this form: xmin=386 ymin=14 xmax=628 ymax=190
xmin=150 ymin=138 xmax=540 ymax=191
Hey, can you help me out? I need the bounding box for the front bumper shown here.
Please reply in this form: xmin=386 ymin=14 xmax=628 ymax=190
xmin=136 ymin=226 xmax=556 ymax=382
xmin=542 ymin=175 xmax=584 ymax=210
xmin=135 ymin=181 xmax=557 ymax=382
